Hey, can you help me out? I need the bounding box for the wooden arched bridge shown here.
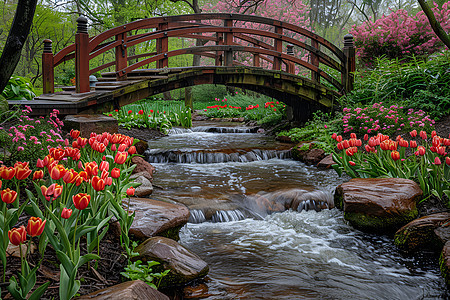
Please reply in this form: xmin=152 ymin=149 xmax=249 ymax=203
xmin=9 ymin=13 xmax=355 ymax=121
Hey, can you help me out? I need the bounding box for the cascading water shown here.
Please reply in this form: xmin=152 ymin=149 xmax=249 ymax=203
xmin=147 ymin=122 xmax=447 ymax=299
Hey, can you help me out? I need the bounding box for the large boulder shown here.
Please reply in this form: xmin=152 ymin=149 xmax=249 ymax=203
xmin=127 ymin=198 xmax=190 ymax=241
xmin=303 ymin=148 xmax=325 ymax=165
xmin=440 ymin=241 xmax=450 ymax=287
xmin=334 ymin=178 xmax=422 ymax=233
xmin=64 ymin=114 xmax=118 ymax=138
xmin=76 ymin=280 xmax=169 ymax=300
xmin=317 ymin=154 xmax=335 ymax=170
xmin=135 ymin=236 xmax=209 ymax=287
xmin=394 ymin=212 xmax=450 ymax=253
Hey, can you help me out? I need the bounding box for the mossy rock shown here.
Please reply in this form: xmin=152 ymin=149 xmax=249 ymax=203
xmin=344 ymin=209 xmax=418 ymax=234
xmin=440 ymin=241 xmax=450 ymax=287
xmin=291 ymin=142 xmax=311 ymax=161
xmin=0 ymin=95 xmax=8 ymax=114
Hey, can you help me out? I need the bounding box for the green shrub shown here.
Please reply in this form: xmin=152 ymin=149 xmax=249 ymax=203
xmin=1 ymin=76 xmax=37 ymax=100
xmin=192 ymin=84 xmax=227 ymax=102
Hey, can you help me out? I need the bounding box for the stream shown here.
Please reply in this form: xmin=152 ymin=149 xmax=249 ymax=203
xmin=146 ymin=122 xmax=447 ymax=299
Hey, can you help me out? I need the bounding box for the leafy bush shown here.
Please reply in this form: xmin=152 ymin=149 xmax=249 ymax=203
xmin=340 ymin=54 xmax=450 ymax=119
xmin=1 ymin=76 xmax=37 ymax=100
xmin=192 ymin=84 xmax=227 ymax=102
xmin=350 ymin=3 xmax=450 ymax=62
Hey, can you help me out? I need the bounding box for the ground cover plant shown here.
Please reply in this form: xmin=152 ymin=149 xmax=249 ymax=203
xmin=107 ymin=99 xmax=192 ymax=134
xmin=0 ymin=108 xmax=168 ymax=299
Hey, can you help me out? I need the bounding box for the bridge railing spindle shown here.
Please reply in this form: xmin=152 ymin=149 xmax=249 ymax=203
xmin=42 ymin=39 xmax=54 ymax=94
xmin=115 ymin=28 xmax=128 ymax=80
xmin=156 ymin=21 xmax=169 ymax=69
xmin=224 ymin=18 xmax=233 ymax=67
xmin=272 ymin=25 xmax=283 ymax=70
xmin=310 ymin=39 xmax=320 ymax=83
xmin=286 ymin=44 xmax=295 ymax=74
xmin=215 ymin=32 xmax=223 ymax=66
xmin=75 ymin=16 xmax=90 ymax=93
xmin=342 ymin=34 xmax=355 ymax=93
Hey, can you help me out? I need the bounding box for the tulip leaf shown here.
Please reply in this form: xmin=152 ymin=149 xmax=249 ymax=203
xmin=56 ymin=250 xmax=75 ymax=277
xmin=28 ymin=281 xmax=51 ymax=300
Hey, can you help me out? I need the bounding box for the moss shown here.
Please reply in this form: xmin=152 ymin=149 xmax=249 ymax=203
xmin=439 ymin=250 xmax=450 ymax=286
xmin=394 ymin=224 xmax=444 ymax=253
xmin=158 ymin=225 xmax=183 ymax=241
xmin=344 ymin=208 xmax=418 ymax=234
xmin=334 ymin=186 xmax=344 ymax=210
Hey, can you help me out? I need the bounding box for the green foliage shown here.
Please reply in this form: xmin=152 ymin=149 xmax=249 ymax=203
xmin=340 ymin=53 xmax=450 ymax=119
xmin=1 ymin=77 xmax=37 ymax=100
xmin=107 ymin=100 xmax=192 ymax=133
xmin=121 ymin=260 xmax=170 ymax=289
xmin=277 ymin=112 xmax=338 ymax=153
xmin=192 ymin=85 xmax=227 ymax=102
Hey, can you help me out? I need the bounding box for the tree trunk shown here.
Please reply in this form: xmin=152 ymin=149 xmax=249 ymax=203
xmin=0 ymin=0 xmax=38 ymax=95
xmin=417 ymin=0 xmax=450 ymax=49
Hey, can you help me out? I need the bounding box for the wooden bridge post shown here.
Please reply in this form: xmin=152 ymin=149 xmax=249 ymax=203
xmin=156 ymin=21 xmax=169 ymax=69
xmin=42 ymin=39 xmax=54 ymax=94
xmin=273 ymin=25 xmax=283 ymax=70
xmin=342 ymin=34 xmax=356 ymax=93
xmin=311 ymin=39 xmax=320 ymax=83
xmin=286 ymin=44 xmax=295 ymax=74
xmin=115 ymin=29 xmax=128 ymax=80
xmin=224 ymin=18 xmax=233 ymax=67
xmin=75 ymin=16 xmax=90 ymax=93
xmin=215 ymin=33 xmax=223 ymax=66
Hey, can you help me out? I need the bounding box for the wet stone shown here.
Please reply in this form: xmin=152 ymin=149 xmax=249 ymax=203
xmin=129 ymin=175 xmax=153 ymax=197
xmin=76 ymin=280 xmax=169 ymax=300
xmin=394 ymin=212 xmax=450 ymax=253
xmin=317 ymin=154 xmax=335 ymax=169
xmin=125 ymin=198 xmax=190 ymax=241
xmin=135 ymin=236 xmax=209 ymax=287
xmin=64 ymin=114 xmax=118 ymax=138
xmin=335 ymin=178 xmax=421 ymax=233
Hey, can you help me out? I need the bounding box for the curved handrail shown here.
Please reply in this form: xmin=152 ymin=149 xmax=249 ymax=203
xmin=43 ymin=13 xmax=355 ymax=96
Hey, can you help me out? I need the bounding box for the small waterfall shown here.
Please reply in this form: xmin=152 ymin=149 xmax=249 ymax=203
xmin=211 ymin=210 xmax=246 ymax=222
xmin=145 ymin=149 xmax=291 ymax=164
xmin=168 ymin=128 xmax=193 ymax=135
xmin=188 ymin=209 xmax=206 ymax=223
xmin=192 ymin=126 xmax=257 ymax=133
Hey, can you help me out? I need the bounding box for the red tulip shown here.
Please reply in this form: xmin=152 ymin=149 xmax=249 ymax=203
xmin=73 ymin=193 xmax=91 ymax=210
xmin=391 ymin=150 xmax=400 ymax=161
xmin=85 ymin=162 xmax=98 ymax=178
xmin=26 ymin=217 xmax=46 ymax=237
xmin=0 ymin=167 xmax=16 ymax=180
xmin=138 ymin=109 xmax=144 ymax=115
xmin=8 ymin=226 xmax=26 ymax=246
xmin=128 ymin=110 xmax=133 ymax=114
xmin=331 ymin=133 xmax=337 ymax=140
xmin=418 ymin=146 xmax=426 ymax=156
xmin=410 ymin=130 xmax=417 ymax=138
xmin=336 ymin=135 xmax=343 ymax=142
xmin=32 ymin=170 xmax=44 ymax=181
xmin=36 ymin=159 xmax=45 ymax=168
xmin=410 ymin=140 xmax=417 ymax=148
xmin=92 ymin=176 xmax=106 ymax=191
xmin=61 ymin=207 xmax=73 ymax=219
xmin=434 ymin=157 xmax=442 ymax=165
xmin=50 ymin=165 xmax=66 ymax=180
xmin=363 ymin=134 xmax=368 ymax=141
xmin=126 ymin=187 xmax=135 ymax=197
xmin=15 ymin=166 xmax=31 ymax=180
xmin=106 ymin=177 xmax=112 ymax=186
xmin=99 ymin=161 xmax=109 ymax=172
xmin=350 ymin=133 xmax=356 ymax=139
xmin=111 ymin=144 xmax=117 ymax=151
xmin=128 ymin=146 xmax=136 ymax=155
xmin=70 ymin=129 xmax=81 ymax=139
xmin=118 ymin=144 xmax=127 ymax=152
xmin=111 ymin=168 xmax=120 ymax=178
xmin=114 ymin=151 xmax=128 ymax=164
xmin=1 ymin=188 xmax=18 ymax=204
xmin=420 ymin=131 xmax=427 ymax=140
xmin=337 ymin=142 xmax=344 ymax=151
xmin=349 ymin=161 xmax=356 ymax=166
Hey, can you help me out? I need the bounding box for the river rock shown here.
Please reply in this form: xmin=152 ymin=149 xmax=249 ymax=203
xmin=134 ymin=140 xmax=149 ymax=155
xmin=134 ymin=236 xmax=209 ymax=287
xmin=317 ymin=154 xmax=335 ymax=169
xmin=130 ymin=175 xmax=153 ymax=197
xmin=440 ymin=241 xmax=450 ymax=286
xmin=132 ymin=156 xmax=155 ymax=180
xmin=334 ymin=178 xmax=421 ymax=233
xmin=303 ymin=148 xmax=326 ymax=165
xmin=127 ymin=198 xmax=190 ymax=241
xmin=394 ymin=212 xmax=450 ymax=253
xmin=76 ymin=280 xmax=169 ymax=300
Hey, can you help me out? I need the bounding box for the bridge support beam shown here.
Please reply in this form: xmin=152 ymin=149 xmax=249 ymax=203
xmin=115 ymin=31 xmax=128 ymax=80
xmin=156 ymin=22 xmax=169 ymax=69
xmin=342 ymin=34 xmax=355 ymax=93
xmin=224 ymin=19 xmax=233 ymax=67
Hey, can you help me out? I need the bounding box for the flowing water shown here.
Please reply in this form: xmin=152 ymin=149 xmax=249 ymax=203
xmin=146 ymin=122 xmax=448 ymax=299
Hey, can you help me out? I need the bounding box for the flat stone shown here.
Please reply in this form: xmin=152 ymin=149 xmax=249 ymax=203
xmin=127 ymin=198 xmax=190 ymax=241
xmin=335 ymin=178 xmax=422 ymax=233
xmin=394 ymin=212 xmax=450 ymax=253
xmin=132 ymin=156 xmax=155 ymax=180
xmin=76 ymin=280 xmax=169 ymax=300
xmin=64 ymin=114 xmax=118 ymax=138
xmin=317 ymin=154 xmax=335 ymax=169
xmin=135 ymin=236 xmax=209 ymax=287
xmin=440 ymin=241 xmax=450 ymax=287
xmin=130 ymin=175 xmax=153 ymax=197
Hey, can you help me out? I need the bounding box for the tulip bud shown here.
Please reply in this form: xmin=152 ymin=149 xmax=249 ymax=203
xmin=126 ymin=187 xmax=135 ymax=197
xmin=61 ymin=207 xmax=73 ymax=219
xmin=8 ymin=226 xmax=27 ymax=246
xmin=26 ymin=217 xmax=46 ymax=237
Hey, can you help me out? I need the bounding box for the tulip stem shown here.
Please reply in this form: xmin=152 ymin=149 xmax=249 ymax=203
xmin=2 ymin=204 xmax=6 ymax=282
xmin=72 ymin=210 xmax=80 ymax=260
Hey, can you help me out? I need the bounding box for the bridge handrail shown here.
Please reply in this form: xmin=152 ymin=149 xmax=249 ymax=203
xmin=41 ymin=13 xmax=355 ymax=95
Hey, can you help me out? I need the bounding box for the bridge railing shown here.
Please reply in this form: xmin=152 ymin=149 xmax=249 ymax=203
xmin=42 ymin=13 xmax=355 ymax=95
